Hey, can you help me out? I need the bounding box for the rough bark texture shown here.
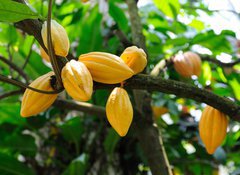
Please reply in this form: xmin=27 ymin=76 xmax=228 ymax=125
xmin=125 ymin=0 xmax=173 ymax=175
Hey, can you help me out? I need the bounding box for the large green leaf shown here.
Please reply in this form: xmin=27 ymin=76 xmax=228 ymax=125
xmin=153 ymin=0 xmax=180 ymax=18
xmin=109 ymin=1 xmax=129 ymax=32
xmin=0 ymin=133 xmax=37 ymax=157
xmin=59 ymin=117 xmax=84 ymax=142
xmin=62 ymin=153 xmax=89 ymax=175
xmin=0 ymin=0 xmax=40 ymax=22
xmin=0 ymin=102 xmax=26 ymax=125
xmin=0 ymin=152 xmax=35 ymax=175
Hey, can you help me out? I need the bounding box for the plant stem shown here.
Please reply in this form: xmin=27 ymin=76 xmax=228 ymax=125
xmin=47 ymin=0 xmax=63 ymax=90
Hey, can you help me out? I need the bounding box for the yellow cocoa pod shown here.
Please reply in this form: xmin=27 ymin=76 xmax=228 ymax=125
xmin=199 ymin=105 xmax=228 ymax=154
xmin=79 ymin=52 xmax=134 ymax=84
xmin=21 ymin=72 xmax=58 ymax=117
xmin=120 ymin=46 xmax=147 ymax=74
xmin=184 ymin=51 xmax=202 ymax=77
xmin=61 ymin=60 xmax=93 ymax=101
xmin=106 ymin=87 xmax=133 ymax=137
xmin=173 ymin=53 xmax=193 ymax=78
xmin=41 ymin=20 xmax=70 ymax=57
xmin=40 ymin=46 xmax=50 ymax=62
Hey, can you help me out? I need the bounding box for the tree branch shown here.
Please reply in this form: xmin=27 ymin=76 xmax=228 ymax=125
xmin=53 ymin=99 xmax=106 ymax=117
xmin=0 ymin=55 xmax=29 ymax=82
xmin=201 ymin=56 xmax=240 ymax=67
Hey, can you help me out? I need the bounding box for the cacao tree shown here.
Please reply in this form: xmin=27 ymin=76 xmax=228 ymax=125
xmin=0 ymin=0 xmax=239 ymax=174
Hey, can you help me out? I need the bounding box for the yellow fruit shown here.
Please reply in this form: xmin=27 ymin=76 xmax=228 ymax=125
xmin=173 ymin=53 xmax=193 ymax=78
xmin=106 ymin=87 xmax=133 ymax=137
xmin=199 ymin=105 xmax=228 ymax=154
xmin=61 ymin=60 xmax=93 ymax=101
xmin=79 ymin=52 xmax=134 ymax=84
xmin=41 ymin=20 xmax=70 ymax=57
xmin=40 ymin=46 xmax=50 ymax=62
xmin=184 ymin=51 xmax=202 ymax=77
xmin=21 ymin=72 xmax=58 ymax=117
xmin=152 ymin=106 xmax=168 ymax=118
xmin=120 ymin=46 xmax=147 ymax=74
xmin=173 ymin=52 xmax=202 ymax=78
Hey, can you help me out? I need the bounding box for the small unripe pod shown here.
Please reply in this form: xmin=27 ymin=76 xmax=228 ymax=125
xmin=173 ymin=52 xmax=202 ymax=78
xmin=106 ymin=87 xmax=133 ymax=137
xmin=21 ymin=72 xmax=58 ymax=117
xmin=40 ymin=46 xmax=50 ymax=62
xmin=61 ymin=60 xmax=93 ymax=101
xmin=79 ymin=52 xmax=134 ymax=84
xmin=199 ymin=105 xmax=228 ymax=154
xmin=41 ymin=20 xmax=70 ymax=57
xmin=184 ymin=52 xmax=202 ymax=77
xmin=173 ymin=53 xmax=193 ymax=78
xmin=120 ymin=46 xmax=147 ymax=74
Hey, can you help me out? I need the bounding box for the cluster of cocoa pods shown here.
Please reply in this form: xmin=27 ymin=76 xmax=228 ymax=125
xmin=21 ymin=20 xmax=147 ymax=137
xmin=21 ymin=20 xmax=228 ymax=150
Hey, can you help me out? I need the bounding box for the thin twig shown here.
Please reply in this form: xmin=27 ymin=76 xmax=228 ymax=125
xmin=15 ymin=38 xmax=35 ymax=81
xmin=201 ymin=56 xmax=240 ymax=67
xmin=7 ymin=44 xmax=13 ymax=77
xmin=47 ymin=0 xmax=63 ymax=89
xmin=0 ymin=55 xmax=29 ymax=82
xmin=0 ymin=89 xmax=23 ymax=100
xmin=0 ymin=74 xmax=61 ymax=94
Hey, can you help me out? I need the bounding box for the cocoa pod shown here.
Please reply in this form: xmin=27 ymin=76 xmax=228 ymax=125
xmin=79 ymin=52 xmax=134 ymax=84
xmin=173 ymin=53 xmax=193 ymax=78
xmin=184 ymin=51 xmax=201 ymax=77
xmin=120 ymin=46 xmax=147 ymax=74
xmin=61 ymin=60 xmax=93 ymax=101
xmin=199 ymin=105 xmax=228 ymax=154
xmin=106 ymin=87 xmax=133 ymax=137
xmin=41 ymin=20 xmax=70 ymax=57
xmin=21 ymin=72 xmax=58 ymax=117
xmin=173 ymin=52 xmax=202 ymax=78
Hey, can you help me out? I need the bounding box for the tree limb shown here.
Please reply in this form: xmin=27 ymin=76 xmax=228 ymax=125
xmin=125 ymin=0 xmax=172 ymax=175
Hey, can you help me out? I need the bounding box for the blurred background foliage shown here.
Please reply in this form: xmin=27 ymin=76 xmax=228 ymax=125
xmin=0 ymin=0 xmax=240 ymax=174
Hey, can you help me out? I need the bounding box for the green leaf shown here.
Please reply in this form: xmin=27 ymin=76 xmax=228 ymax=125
xmin=59 ymin=117 xmax=84 ymax=142
xmin=189 ymin=19 xmax=205 ymax=31
xmin=0 ymin=102 xmax=26 ymax=125
xmin=0 ymin=133 xmax=37 ymax=157
xmin=153 ymin=0 xmax=180 ymax=18
xmin=104 ymin=128 xmax=120 ymax=155
xmin=0 ymin=152 xmax=35 ymax=175
xmin=228 ymin=76 xmax=240 ymax=100
xmin=109 ymin=1 xmax=128 ymax=32
xmin=0 ymin=0 xmax=40 ymax=23
xmin=62 ymin=153 xmax=89 ymax=175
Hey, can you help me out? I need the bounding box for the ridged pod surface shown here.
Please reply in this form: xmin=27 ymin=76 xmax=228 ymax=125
xmin=21 ymin=72 xmax=58 ymax=117
xmin=173 ymin=53 xmax=193 ymax=78
xmin=184 ymin=51 xmax=202 ymax=77
xmin=61 ymin=60 xmax=93 ymax=101
xmin=79 ymin=52 xmax=134 ymax=84
xmin=120 ymin=46 xmax=147 ymax=74
xmin=41 ymin=20 xmax=70 ymax=57
xmin=40 ymin=46 xmax=50 ymax=62
xmin=106 ymin=87 xmax=133 ymax=137
xmin=199 ymin=105 xmax=228 ymax=154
